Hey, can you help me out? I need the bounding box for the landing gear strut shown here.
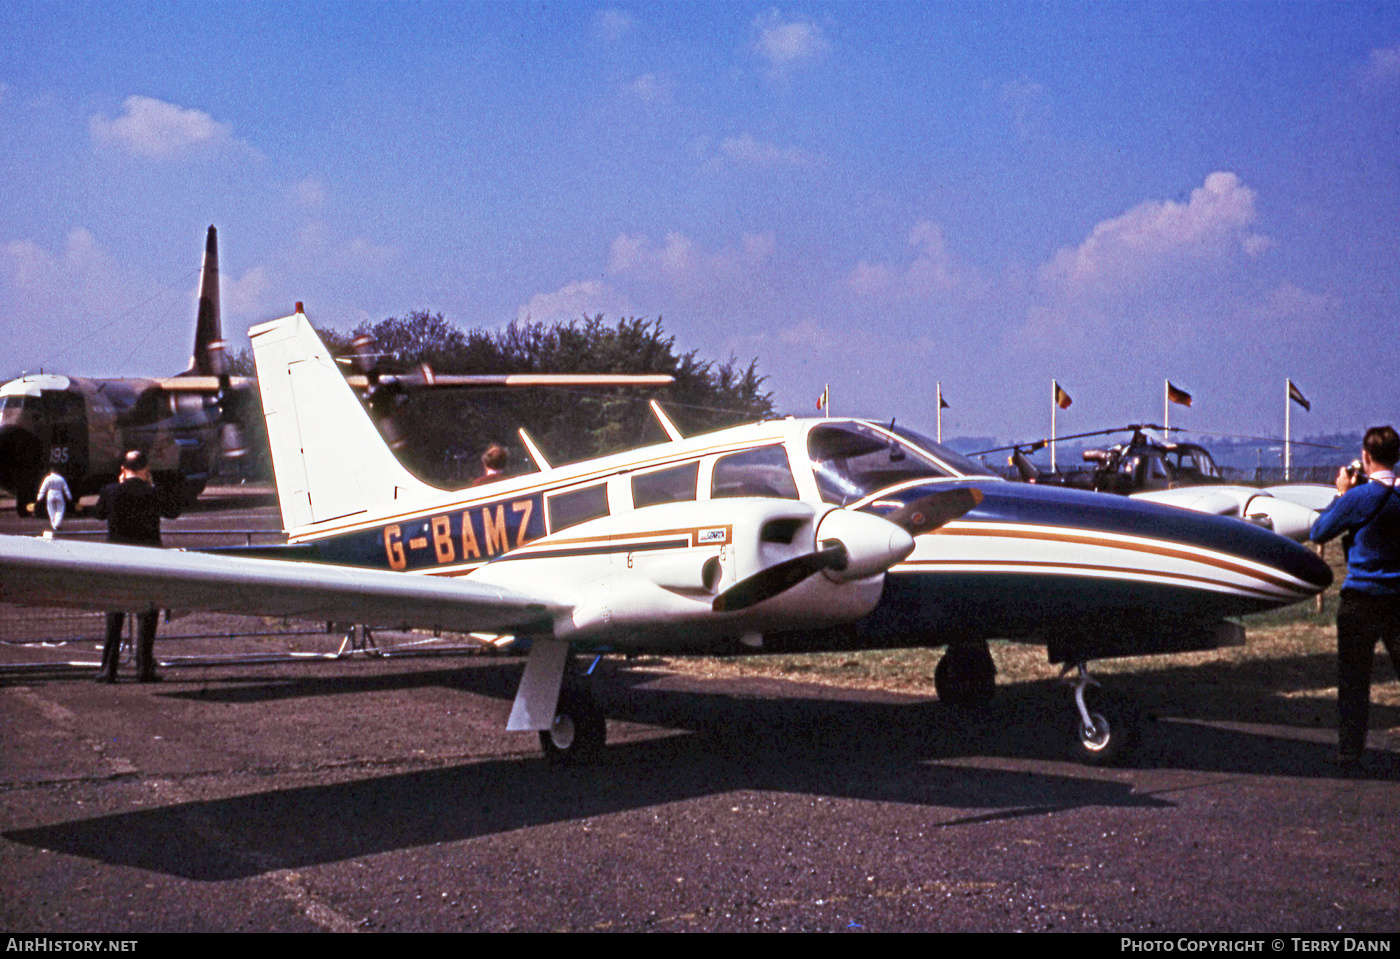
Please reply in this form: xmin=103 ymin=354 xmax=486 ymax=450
xmin=934 ymin=641 xmax=997 ymax=708
xmin=1064 ymin=662 xmax=1140 ymax=766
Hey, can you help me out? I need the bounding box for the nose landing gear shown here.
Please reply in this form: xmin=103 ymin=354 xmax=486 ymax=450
xmin=1064 ymin=662 xmax=1141 ymax=766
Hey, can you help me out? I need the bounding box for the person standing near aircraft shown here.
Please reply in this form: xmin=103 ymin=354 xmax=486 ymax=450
xmin=37 ymin=470 xmax=72 ymax=531
xmin=94 ymin=450 xmax=180 ymax=683
xmin=1310 ymin=425 xmax=1400 ymax=764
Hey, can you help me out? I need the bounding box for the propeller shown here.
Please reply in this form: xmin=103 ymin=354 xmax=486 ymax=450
xmin=712 ymin=487 xmax=983 ymax=614
xmin=712 ymin=542 xmax=850 ymax=613
xmin=351 ymin=334 xmax=409 ymax=450
xmin=207 ymin=339 xmax=248 ymax=459
xmin=884 ymin=487 xmax=983 ymax=536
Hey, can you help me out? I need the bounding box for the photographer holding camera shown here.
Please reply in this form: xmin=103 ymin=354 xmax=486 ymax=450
xmin=1310 ymin=425 xmax=1400 ymax=764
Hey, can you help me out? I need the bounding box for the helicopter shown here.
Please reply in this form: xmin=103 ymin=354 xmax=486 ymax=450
xmin=979 ymin=426 xmax=1334 ymax=542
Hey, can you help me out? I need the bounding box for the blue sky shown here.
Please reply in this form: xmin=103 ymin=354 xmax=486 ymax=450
xmin=2 ymin=2 xmax=1397 ymax=446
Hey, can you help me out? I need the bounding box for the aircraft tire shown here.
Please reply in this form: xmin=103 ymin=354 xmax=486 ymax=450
xmin=1069 ymin=689 xmax=1140 ymax=766
xmin=933 ymin=642 xmax=997 ymax=708
xmin=14 ymin=474 xmax=39 ymax=518
xmin=539 ymin=685 xmax=606 ymax=766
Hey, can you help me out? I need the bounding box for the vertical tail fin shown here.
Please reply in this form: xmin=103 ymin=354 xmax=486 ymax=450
xmin=187 ymin=225 xmax=222 ymax=376
xmin=249 ymin=309 xmax=440 ymax=533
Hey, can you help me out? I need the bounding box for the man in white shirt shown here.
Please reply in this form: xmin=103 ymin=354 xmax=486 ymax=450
xmin=37 ymin=471 xmax=72 ymax=531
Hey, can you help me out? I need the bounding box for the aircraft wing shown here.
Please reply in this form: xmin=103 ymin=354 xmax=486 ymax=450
xmin=1131 ymin=485 xmax=1319 ymax=542
xmin=153 ymin=376 xmax=256 ymax=392
xmin=342 ymin=372 xmax=674 ymax=389
xmin=1263 ymin=484 xmax=1337 ymax=512
xmin=0 ymin=535 xmax=567 ymax=635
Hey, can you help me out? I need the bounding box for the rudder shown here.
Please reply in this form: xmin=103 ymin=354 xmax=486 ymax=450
xmin=249 ymin=310 xmax=439 ymax=533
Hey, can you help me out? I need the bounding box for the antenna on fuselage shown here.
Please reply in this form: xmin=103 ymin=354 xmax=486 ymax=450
xmin=518 ymin=428 xmax=553 ymax=472
xmin=649 ymin=399 xmax=684 ymax=441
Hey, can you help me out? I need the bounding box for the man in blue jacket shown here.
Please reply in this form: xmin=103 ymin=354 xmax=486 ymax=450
xmin=1310 ymin=426 xmax=1400 ymax=762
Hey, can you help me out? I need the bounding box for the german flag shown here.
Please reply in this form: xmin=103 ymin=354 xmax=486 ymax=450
xmin=1288 ymin=380 xmax=1311 ymax=412
xmin=1054 ymin=382 xmax=1072 ymax=409
xmin=1167 ymin=382 xmax=1192 ymax=407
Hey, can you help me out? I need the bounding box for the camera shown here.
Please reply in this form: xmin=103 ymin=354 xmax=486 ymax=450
xmin=1345 ymin=459 xmax=1367 ymax=484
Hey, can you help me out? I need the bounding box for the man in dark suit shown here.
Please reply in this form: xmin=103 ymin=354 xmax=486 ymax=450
xmin=94 ymin=450 xmax=181 ymax=683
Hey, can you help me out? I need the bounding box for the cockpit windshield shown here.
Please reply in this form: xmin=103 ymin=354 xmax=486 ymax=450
xmin=807 ymin=421 xmax=997 ymax=505
xmin=1171 ymin=446 xmax=1221 ymax=479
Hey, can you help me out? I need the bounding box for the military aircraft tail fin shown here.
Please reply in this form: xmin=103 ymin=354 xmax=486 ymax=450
xmin=186 ymin=225 xmax=223 ymax=376
xmin=249 ymin=309 xmax=441 ymax=533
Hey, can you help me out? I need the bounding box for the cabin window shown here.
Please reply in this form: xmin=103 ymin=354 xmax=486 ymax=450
xmin=711 ymin=446 xmax=800 ymax=500
xmin=547 ymin=483 xmax=610 ymax=532
xmin=632 ymin=461 xmax=699 ymax=508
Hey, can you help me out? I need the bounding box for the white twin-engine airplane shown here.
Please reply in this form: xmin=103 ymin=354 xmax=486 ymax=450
xmin=0 ymin=310 xmax=1333 ymax=765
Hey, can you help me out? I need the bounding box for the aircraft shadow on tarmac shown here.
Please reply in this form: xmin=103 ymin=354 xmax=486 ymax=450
xmin=160 ymin=650 xmax=1399 ymax=780
xmin=5 ymin=724 xmax=1168 ymax=882
xmin=7 ymin=656 xmax=1396 ymax=880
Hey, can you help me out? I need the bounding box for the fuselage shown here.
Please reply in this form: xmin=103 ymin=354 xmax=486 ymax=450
xmin=273 ymin=416 xmax=1331 ymax=660
xmin=0 ymin=373 xmax=221 ymax=505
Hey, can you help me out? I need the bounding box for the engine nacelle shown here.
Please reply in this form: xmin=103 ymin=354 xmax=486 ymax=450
xmin=467 ymin=498 xmax=902 ymax=647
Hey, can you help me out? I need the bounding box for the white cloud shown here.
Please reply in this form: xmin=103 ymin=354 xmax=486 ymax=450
xmin=608 ymin=230 xmax=775 ymax=286
xmin=331 ymin=238 xmax=398 ymax=274
xmin=89 ymin=95 xmax=258 ymax=160
xmin=776 ymin=318 xmax=840 ymax=350
xmin=847 ymin=220 xmax=978 ymax=300
xmin=753 ymin=10 xmax=831 ymax=74
xmin=1001 ymin=78 xmax=1048 ymax=139
xmin=290 ymin=177 xmax=327 ymax=208
xmin=517 ymin=278 xmax=624 ymax=323
xmin=627 ymin=72 xmax=674 ymax=104
xmin=0 ymin=229 xmax=175 ymax=371
xmin=1361 ymin=43 xmax=1400 ymax=89
xmin=594 ymin=8 xmax=635 ymax=43
xmin=1038 ymin=171 xmax=1269 ymax=297
xmin=3 ymin=228 xmax=111 ymax=293
xmin=220 ymin=266 xmax=269 ymax=320
xmin=719 ymin=133 xmax=819 ymax=170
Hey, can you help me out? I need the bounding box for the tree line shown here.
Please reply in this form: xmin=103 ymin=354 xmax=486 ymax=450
xmin=231 ymin=312 xmax=774 ymax=487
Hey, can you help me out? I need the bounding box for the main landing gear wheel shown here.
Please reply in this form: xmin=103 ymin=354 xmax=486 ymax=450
xmin=1065 ymin=664 xmax=1140 ymax=766
xmin=539 ymin=685 xmax=606 ymax=766
xmin=934 ymin=642 xmax=997 ymax=708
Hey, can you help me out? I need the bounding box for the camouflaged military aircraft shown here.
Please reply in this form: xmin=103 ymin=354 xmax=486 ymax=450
xmin=0 ymin=226 xmax=252 ymax=516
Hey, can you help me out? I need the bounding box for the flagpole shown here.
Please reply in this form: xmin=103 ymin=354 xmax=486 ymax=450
xmin=1051 ymin=379 xmax=1058 ymax=473
xmin=936 ymin=382 xmax=943 ymax=443
xmin=1285 ymin=379 xmax=1291 ymax=482
xmin=1164 ymin=379 xmax=1169 ymax=438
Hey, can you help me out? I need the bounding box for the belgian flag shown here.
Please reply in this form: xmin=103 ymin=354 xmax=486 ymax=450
xmin=1288 ymin=380 xmax=1310 ymax=412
